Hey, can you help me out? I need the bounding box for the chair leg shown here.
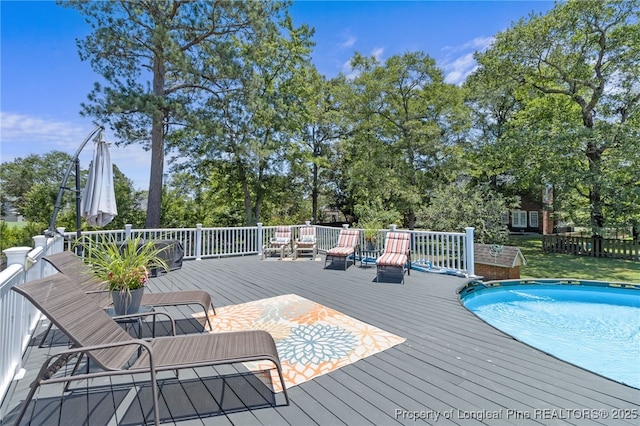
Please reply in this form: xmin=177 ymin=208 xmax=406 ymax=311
xmin=13 ymin=379 xmax=40 ymax=425
xmin=149 ymin=369 xmax=161 ymax=426
xmin=38 ymin=322 xmax=54 ymax=348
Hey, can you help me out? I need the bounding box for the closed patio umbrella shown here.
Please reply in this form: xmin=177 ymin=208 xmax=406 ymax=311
xmin=80 ymin=132 xmax=117 ymax=227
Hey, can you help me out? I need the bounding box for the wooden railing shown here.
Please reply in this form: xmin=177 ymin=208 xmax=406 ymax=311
xmin=542 ymin=234 xmax=640 ymax=261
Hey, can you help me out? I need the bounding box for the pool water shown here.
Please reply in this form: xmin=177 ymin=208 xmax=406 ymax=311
xmin=461 ymin=283 xmax=640 ymax=389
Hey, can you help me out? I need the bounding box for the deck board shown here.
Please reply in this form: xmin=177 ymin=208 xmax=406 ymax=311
xmin=1 ymin=255 xmax=639 ymax=425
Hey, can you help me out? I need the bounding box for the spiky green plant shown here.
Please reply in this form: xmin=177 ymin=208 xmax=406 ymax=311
xmin=78 ymin=236 xmax=169 ymax=294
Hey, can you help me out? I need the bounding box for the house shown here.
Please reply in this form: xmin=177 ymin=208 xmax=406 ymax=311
xmin=504 ymin=198 xmax=545 ymax=234
xmin=474 ymin=243 xmax=527 ymax=280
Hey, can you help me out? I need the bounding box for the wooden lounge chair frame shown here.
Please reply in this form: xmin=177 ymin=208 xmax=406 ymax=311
xmin=262 ymin=226 xmax=292 ymax=259
xmin=293 ymin=226 xmax=317 ymax=260
xmin=11 ymin=274 xmax=289 ymax=425
xmin=39 ymin=251 xmax=216 ymax=347
xmin=376 ymin=231 xmax=411 ymax=284
xmin=324 ymin=228 xmax=360 ymax=270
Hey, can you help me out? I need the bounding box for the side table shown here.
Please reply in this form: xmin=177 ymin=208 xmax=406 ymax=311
xmin=105 ymin=305 xmax=155 ymax=339
xmin=358 ymin=249 xmax=380 ymax=267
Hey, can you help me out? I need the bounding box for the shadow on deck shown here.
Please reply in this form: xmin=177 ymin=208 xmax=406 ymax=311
xmin=1 ymin=255 xmax=638 ymax=425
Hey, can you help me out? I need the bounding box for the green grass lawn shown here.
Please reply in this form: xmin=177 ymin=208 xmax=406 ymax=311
xmin=3 ymin=221 xmax=29 ymax=229
xmin=508 ymin=235 xmax=640 ymax=284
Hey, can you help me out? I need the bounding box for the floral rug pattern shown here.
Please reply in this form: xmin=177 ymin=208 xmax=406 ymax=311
xmin=194 ymin=294 xmax=405 ymax=392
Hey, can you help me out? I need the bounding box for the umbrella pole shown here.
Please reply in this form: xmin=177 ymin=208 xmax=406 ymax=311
xmin=75 ymin=158 xmax=82 ymax=249
xmin=46 ymin=125 xmax=104 ymax=241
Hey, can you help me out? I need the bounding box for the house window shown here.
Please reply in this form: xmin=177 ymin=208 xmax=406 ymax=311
xmin=512 ymin=210 xmax=527 ymax=228
xmin=529 ymin=211 xmax=539 ymax=228
xmin=501 ymin=212 xmax=510 ymax=225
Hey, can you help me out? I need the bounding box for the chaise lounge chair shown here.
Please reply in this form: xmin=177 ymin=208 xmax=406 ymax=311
xmin=375 ymin=231 xmax=411 ymax=284
xmin=293 ymin=225 xmax=317 ymax=260
xmin=262 ymin=226 xmax=292 ymax=259
xmin=40 ymin=251 xmax=216 ymax=345
xmin=324 ymin=228 xmax=360 ymax=270
xmin=11 ymin=273 xmax=289 ymax=425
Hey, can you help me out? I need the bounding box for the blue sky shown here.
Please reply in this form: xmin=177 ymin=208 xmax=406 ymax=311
xmin=1 ymin=1 xmax=554 ymax=190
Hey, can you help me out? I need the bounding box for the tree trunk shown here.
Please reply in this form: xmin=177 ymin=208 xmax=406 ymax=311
xmin=585 ymin=139 xmax=605 ymax=237
xmin=145 ymin=53 xmax=166 ymax=228
xmin=312 ymin=160 xmax=318 ymax=224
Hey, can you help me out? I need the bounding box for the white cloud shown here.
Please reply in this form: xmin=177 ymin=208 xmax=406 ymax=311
xmin=0 ymin=111 xmax=151 ymax=190
xmin=340 ymin=32 xmax=357 ymax=49
xmin=371 ymin=47 xmax=384 ymax=62
xmin=0 ymin=112 xmax=86 ymax=148
xmin=440 ymin=36 xmax=494 ymax=85
xmin=443 ymin=52 xmax=478 ymax=85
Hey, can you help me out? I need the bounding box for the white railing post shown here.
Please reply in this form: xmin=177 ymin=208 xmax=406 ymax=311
xmin=2 ymin=246 xmax=31 ymax=387
xmin=465 ymin=227 xmax=475 ymax=276
xmin=4 ymin=247 xmax=31 ymax=270
xmin=30 ymin=236 xmax=48 ymax=279
xmin=390 ymin=224 xmax=397 ymax=230
xmin=257 ymin=223 xmax=263 ymax=257
xmin=55 ymin=227 xmax=66 ymax=252
xmin=195 ymin=224 xmax=202 ymax=261
xmin=125 ymin=224 xmax=132 ymax=239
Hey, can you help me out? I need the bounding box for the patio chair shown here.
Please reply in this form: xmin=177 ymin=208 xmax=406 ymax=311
xmin=40 ymin=251 xmax=216 ymax=346
xmin=262 ymin=226 xmax=292 ymax=259
xmin=11 ymin=274 xmax=289 ymax=426
xmin=293 ymin=226 xmax=317 ymax=260
xmin=376 ymin=232 xmax=411 ymax=284
xmin=324 ymin=228 xmax=360 ymax=270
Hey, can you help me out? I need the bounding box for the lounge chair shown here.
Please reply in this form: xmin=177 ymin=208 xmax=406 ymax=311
xmin=11 ymin=274 xmax=289 ymax=425
xmin=324 ymin=228 xmax=360 ymax=270
xmin=376 ymin=231 xmax=411 ymax=284
xmin=262 ymin=226 xmax=292 ymax=259
xmin=40 ymin=251 xmax=215 ymax=346
xmin=293 ymin=226 xmax=317 ymax=260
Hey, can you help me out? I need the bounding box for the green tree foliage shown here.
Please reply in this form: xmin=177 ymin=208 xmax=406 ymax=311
xmin=1 ymin=151 xmax=144 ymax=231
xmin=471 ymin=0 xmax=640 ymax=235
xmin=0 ymin=151 xmax=72 ymax=214
xmin=168 ymin=15 xmax=314 ymax=225
xmin=420 ymin=184 xmax=515 ymax=244
xmin=288 ymin=68 xmax=343 ymax=225
xmin=62 ymin=0 xmax=288 ymax=228
xmin=0 ymin=221 xmax=48 ymax=251
xmin=339 ymin=52 xmax=470 ymax=228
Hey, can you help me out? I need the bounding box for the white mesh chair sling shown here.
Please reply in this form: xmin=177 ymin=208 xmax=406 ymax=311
xmin=376 ymin=232 xmax=411 ymax=284
xmin=262 ymin=226 xmax=292 ymax=259
xmin=11 ymin=274 xmax=289 ymax=426
xmin=324 ymin=229 xmax=360 ymax=270
xmin=293 ymin=226 xmax=317 ymax=260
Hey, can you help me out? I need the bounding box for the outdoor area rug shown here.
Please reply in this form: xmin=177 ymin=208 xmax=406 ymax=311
xmin=193 ymin=294 xmax=405 ymax=392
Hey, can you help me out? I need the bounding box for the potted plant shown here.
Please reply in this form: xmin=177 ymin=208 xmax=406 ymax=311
xmin=358 ymin=220 xmax=383 ymax=250
xmin=79 ymin=236 xmax=169 ymax=315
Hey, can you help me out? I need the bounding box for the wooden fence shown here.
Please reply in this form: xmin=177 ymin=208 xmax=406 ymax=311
xmin=542 ymin=234 xmax=640 ymax=261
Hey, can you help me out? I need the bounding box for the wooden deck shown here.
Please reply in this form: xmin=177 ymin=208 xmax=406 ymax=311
xmin=1 ymin=255 xmax=638 ymax=425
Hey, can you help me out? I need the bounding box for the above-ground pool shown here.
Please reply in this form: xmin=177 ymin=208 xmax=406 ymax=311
xmin=459 ymin=279 xmax=640 ymax=389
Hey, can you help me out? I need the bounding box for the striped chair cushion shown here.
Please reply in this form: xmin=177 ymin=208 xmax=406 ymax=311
xmin=297 ymin=227 xmax=316 ymax=246
xmin=376 ymin=232 xmax=410 ymax=266
xmin=271 ymin=226 xmax=291 ymax=246
xmin=376 ymin=252 xmax=407 ymax=267
xmin=337 ymin=229 xmax=359 ymax=248
xmin=326 ymin=229 xmax=360 ymax=257
xmin=327 ymin=246 xmax=355 ymax=256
